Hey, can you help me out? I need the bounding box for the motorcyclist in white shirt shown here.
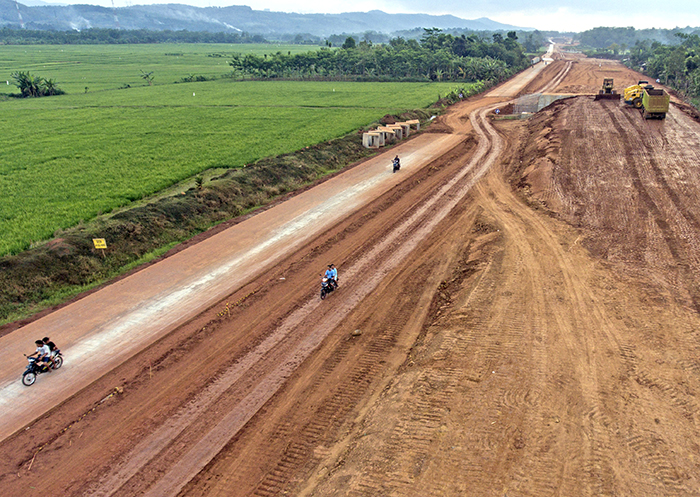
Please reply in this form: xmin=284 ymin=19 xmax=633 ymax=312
xmin=29 ymin=339 xmax=52 ymax=371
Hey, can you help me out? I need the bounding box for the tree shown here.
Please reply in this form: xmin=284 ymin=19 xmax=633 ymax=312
xmin=342 ymin=37 xmax=356 ymax=50
xmin=140 ymin=70 xmax=154 ymax=86
xmin=11 ymin=71 xmax=64 ymax=98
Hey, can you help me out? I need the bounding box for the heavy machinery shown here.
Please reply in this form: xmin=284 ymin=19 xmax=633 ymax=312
xmin=594 ymin=78 xmax=620 ymax=100
xmin=641 ymin=87 xmax=670 ymax=119
xmin=623 ymin=80 xmax=649 ymax=108
xmin=623 ymin=80 xmax=670 ymax=119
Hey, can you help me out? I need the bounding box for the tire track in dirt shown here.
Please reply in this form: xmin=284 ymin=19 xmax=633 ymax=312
xmin=604 ymin=104 xmax=700 ymax=315
xmin=511 ymin=96 xmax=693 ymax=493
xmin=181 ymin=105 xmax=506 ymax=497
xmin=510 ymin=105 xmax=690 ymax=494
xmin=617 ymin=108 xmax=700 ymax=235
xmin=244 ymin=269 xmax=451 ymax=497
xmin=537 ymin=61 xmax=573 ymax=94
xmin=474 ymin=175 xmax=621 ymax=496
xmin=86 ymin=104 xmax=503 ymax=497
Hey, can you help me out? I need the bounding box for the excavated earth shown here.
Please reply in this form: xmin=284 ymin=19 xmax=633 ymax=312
xmin=3 ymin=56 xmax=700 ymax=496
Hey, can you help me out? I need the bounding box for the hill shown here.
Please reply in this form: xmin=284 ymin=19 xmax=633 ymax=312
xmin=0 ymin=1 xmax=529 ymax=36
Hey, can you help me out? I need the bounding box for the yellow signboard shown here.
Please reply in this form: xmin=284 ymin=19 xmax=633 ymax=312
xmin=93 ymin=238 xmax=107 ymax=249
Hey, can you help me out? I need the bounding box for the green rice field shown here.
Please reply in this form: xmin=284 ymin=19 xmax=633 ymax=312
xmin=0 ymin=44 xmax=459 ymax=256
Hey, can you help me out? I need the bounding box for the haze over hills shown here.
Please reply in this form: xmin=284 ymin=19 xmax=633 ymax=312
xmin=0 ymin=1 xmax=530 ymax=36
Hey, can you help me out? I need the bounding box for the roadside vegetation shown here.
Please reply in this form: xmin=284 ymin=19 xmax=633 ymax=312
xmin=576 ymin=26 xmax=694 ymax=52
xmin=625 ymin=34 xmax=700 ymax=108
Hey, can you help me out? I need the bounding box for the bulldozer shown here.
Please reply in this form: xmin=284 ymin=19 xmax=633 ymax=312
xmin=595 ymin=78 xmax=620 ymax=100
xmin=623 ymin=80 xmax=650 ymax=108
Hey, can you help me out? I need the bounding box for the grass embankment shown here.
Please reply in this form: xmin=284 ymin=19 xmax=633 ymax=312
xmin=0 ymin=109 xmax=436 ymax=325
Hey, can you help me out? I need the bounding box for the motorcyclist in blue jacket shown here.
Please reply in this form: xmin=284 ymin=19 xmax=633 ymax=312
xmin=324 ymin=264 xmax=338 ymax=289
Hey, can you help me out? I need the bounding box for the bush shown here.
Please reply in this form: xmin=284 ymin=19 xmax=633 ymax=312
xmin=11 ymin=71 xmax=64 ymax=97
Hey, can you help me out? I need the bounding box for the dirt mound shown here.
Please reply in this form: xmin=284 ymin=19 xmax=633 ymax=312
xmin=673 ymin=100 xmax=700 ymax=123
xmin=494 ymin=102 xmax=514 ymax=115
xmin=515 ymin=95 xmax=700 ymax=312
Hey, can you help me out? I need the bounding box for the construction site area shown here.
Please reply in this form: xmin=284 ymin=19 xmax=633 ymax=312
xmin=2 ymin=50 xmax=700 ymax=496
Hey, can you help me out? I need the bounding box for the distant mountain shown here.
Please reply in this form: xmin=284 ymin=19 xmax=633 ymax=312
xmin=0 ymin=2 xmax=530 ymax=36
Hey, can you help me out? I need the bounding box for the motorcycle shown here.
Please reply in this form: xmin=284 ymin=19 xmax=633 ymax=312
xmin=320 ymin=276 xmax=337 ymax=300
xmin=22 ymin=350 xmax=63 ymax=386
xmin=392 ymin=158 xmax=401 ymax=173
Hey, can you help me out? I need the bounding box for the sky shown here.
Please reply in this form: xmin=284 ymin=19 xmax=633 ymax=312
xmin=34 ymin=0 xmax=700 ymax=33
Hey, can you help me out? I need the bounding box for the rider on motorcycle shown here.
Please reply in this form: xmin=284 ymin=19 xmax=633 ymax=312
xmin=29 ymin=339 xmax=52 ymax=371
xmin=324 ymin=264 xmax=338 ymax=290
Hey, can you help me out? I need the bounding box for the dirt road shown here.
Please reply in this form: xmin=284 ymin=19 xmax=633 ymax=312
xmin=3 ymin=56 xmax=700 ymax=496
xmin=0 ymin=126 xmax=462 ymax=442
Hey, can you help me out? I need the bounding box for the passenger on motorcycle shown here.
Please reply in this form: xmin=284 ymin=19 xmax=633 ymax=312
xmin=29 ymin=339 xmax=51 ymax=371
xmin=43 ymin=336 xmax=58 ymax=367
xmin=324 ymin=264 xmax=338 ymax=290
xmin=330 ymin=264 xmax=338 ymax=288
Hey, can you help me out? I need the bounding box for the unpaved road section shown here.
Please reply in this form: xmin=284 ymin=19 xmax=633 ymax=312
xmin=0 ymin=131 xmax=462 ymax=442
xmin=4 ymin=55 xmax=700 ymax=496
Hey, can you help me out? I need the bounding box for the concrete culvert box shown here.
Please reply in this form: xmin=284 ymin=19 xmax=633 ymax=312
xmin=362 ymin=131 xmax=384 ymax=148
xmin=387 ymin=125 xmax=404 ymax=140
xmin=376 ymin=127 xmax=397 ymax=143
xmin=406 ymin=119 xmax=420 ymax=131
xmin=396 ymin=122 xmax=411 ymax=137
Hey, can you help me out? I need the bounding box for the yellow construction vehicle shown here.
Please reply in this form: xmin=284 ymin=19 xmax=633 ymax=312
xmin=595 ymin=78 xmax=620 ymax=100
xmin=641 ymin=87 xmax=670 ymax=119
xmin=623 ymin=80 xmax=650 ymax=108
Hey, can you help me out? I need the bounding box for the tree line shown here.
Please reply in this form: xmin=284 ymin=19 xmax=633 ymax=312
xmin=625 ymin=33 xmax=700 ymax=104
xmin=576 ymin=26 xmax=698 ymax=50
xmin=0 ymin=27 xmax=266 ymax=45
xmin=229 ymin=29 xmax=532 ymax=82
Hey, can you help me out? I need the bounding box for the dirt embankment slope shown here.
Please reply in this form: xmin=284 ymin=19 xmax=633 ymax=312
xmin=2 ymin=57 xmax=700 ymax=496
